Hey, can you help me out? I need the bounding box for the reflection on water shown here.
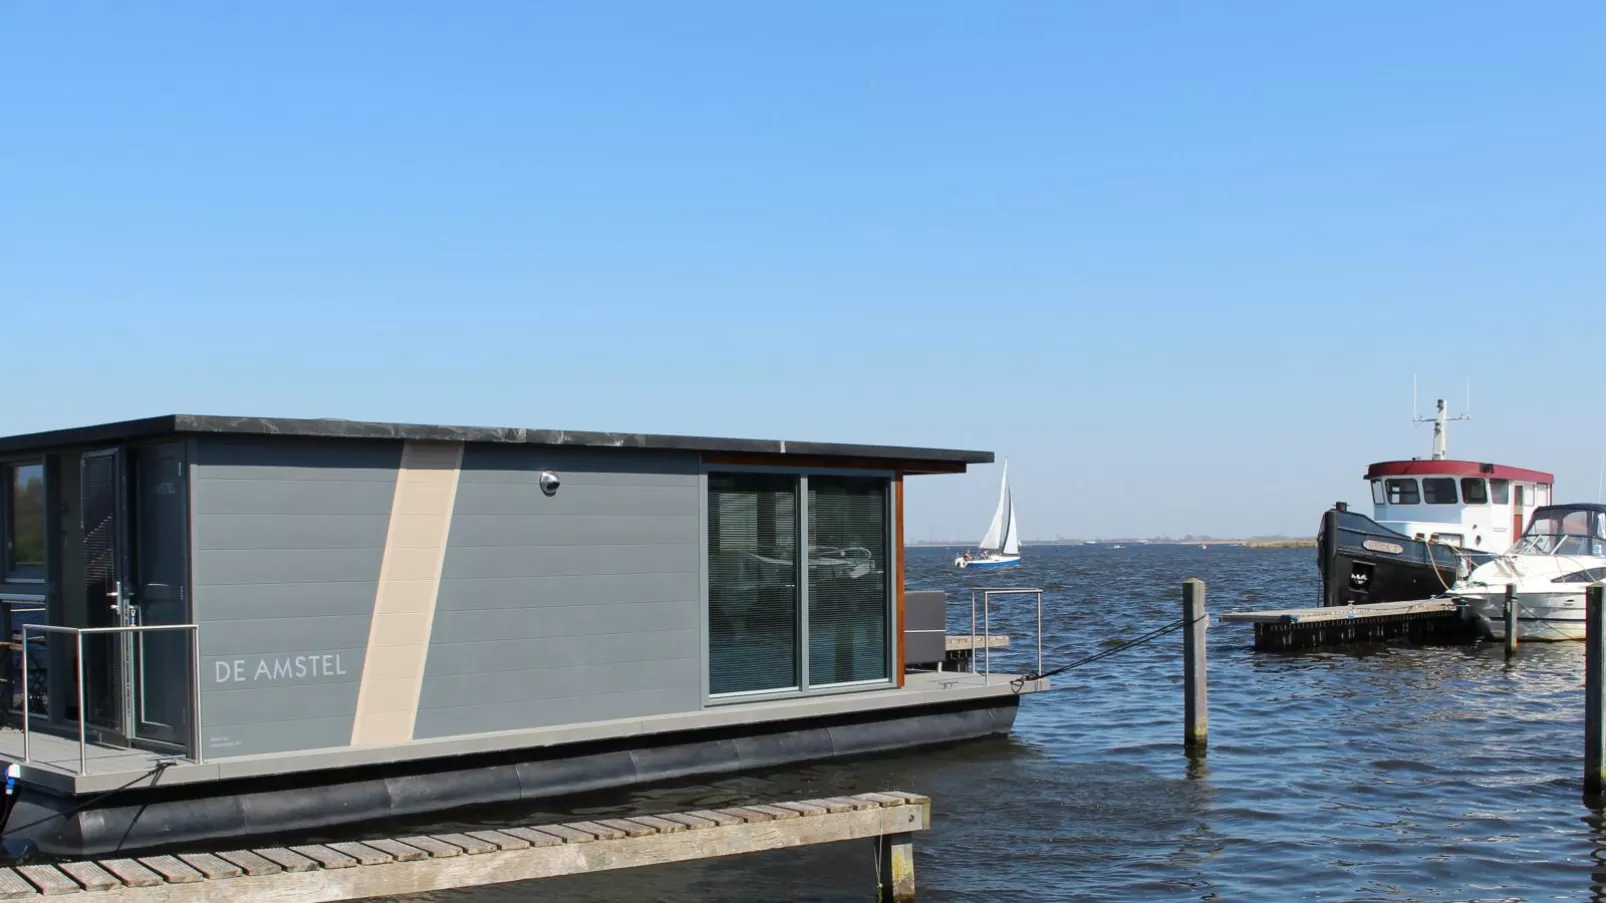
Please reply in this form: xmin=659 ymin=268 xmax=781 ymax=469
xmin=295 ymin=546 xmax=1601 ymax=900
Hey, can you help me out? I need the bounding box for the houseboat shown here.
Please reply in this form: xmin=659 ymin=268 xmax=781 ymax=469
xmin=1316 ymin=399 xmax=1554 ymax=607
xmin=0 ymin=414 xmax=1044 ymax=856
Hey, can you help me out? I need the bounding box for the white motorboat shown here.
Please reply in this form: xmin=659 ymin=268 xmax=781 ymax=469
xmin=1451 ymin=503 xmax=1606 ymax=641
xmin=956 ymin=459 xmax=1021 ymax=569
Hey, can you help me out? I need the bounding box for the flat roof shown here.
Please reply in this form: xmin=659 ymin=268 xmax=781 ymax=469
xmin=0 ymin=414 xmax=991 ymax=473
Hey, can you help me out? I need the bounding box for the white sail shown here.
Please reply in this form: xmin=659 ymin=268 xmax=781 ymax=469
xmin=979 ymin=460 xmax=1011 ymax=551
xmin=1001 ymin=488 xmax=1020 ymax=555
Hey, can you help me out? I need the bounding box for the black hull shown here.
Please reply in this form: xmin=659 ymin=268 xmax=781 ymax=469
xmin=1316 ymin=507 xmax=1480 ymax=606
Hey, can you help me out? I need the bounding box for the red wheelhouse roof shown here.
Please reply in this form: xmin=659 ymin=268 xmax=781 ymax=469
xmin=1365 ymin=459 xmax=1555 ymax=483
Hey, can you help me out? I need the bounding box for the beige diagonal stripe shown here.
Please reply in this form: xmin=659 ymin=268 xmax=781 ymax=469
xmin=351 ymin=440 xmax=463 ymax=746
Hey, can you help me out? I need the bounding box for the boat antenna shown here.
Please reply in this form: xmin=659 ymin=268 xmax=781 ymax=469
xmin=1413 ymin=379 xmax=1470 ymax=460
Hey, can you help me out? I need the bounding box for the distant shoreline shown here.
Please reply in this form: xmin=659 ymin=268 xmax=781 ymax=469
xmin=908 ymin=538 xmax=1317 ymax=549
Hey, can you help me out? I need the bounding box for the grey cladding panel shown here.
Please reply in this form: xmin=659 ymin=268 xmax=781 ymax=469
xmin=192 ymin=436 xmax=398 ymax=759
xmin=434 ymin=573 xmax=699 ymax=612
xmin=416 ymin=445 xmax=703 ymax=740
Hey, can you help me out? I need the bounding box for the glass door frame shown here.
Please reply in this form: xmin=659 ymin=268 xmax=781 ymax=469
xmin=700 ymin=464 xmax=897 ymax=706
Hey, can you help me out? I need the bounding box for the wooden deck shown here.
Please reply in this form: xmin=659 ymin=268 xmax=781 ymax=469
xmin=0 ymin=792 xmax=931 ymax=901
xmin=1220 ymin=598 xmax=1476 ymax=651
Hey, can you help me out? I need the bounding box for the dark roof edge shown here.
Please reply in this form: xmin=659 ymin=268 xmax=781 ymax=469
xmin=0 ymin=414 xmax=993 ymax=467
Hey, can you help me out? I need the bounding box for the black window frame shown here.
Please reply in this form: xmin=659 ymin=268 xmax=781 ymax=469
xmin=1385 ymin=478 xmax=1420 ymax=505
xmin=1460 ymin=478 xmax=1488 ymax=504
xmin=3 ymin=458 xmax=46 ymax=583
xmin=1489 ymin=479 xmax=1510 ymax=504
xmin=704 ymin=467 xmax=896 ymax=702
xmin=1422 ymin=477 xmax=1458 ymax=505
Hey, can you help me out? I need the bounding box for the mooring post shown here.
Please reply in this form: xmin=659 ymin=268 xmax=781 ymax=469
xmin=877 ymin=831 xmax=916 ymax=902
xmin=1183 ymin=578 xmax=1208 ymax=752
xmin=1588 ymin=583 xmax=1606 ymax=801
xmin=1503 ymin=584 xmax=1518 ymax=657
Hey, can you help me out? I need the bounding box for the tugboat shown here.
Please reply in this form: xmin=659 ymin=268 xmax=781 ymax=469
xmin=1315 ymin=398 xmax=1554 ymax=607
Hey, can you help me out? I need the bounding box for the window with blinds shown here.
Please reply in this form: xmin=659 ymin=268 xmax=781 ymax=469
xmin=807 ymin=476 xmax=890 ymax=685
xmin=707 ymin=472 xmax=799 ymax=695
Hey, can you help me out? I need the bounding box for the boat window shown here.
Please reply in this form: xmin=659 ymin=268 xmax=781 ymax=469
xmin=1517 ymin=507 xmax=1606 ymax=556
xmin=1489 ymin=479 xmax=1509 ymax=504
xmin=1514 ymin=485 xmax=1526 ymax=506
xmin=4 ymin=461 xmax=45 ymax=581
xmin=707 ymin=472 xmax=800 ymax=695
xmin=1422 ymin=478 xmax=1458 ymax=505
xmin=1555 ymin=567 xmax=1606 ymax=584
xmin=1371 ymin=480 xmax=1387 ymax=506
xmin=1430 ymin=533 xmax=1463 ymax=547
xmin=1385 ymin=478 xmax=1419 ymax=505
xmin=1460 ymin=478 xmax=1488 ymax=504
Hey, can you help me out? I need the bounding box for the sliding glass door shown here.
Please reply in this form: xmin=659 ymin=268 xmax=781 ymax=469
xmin=706 ymin=470 xmax=891 ymax=699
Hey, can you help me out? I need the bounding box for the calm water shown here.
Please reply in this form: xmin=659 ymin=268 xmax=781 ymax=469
xmin=334 ymin=546 xmax=1603 ymax=901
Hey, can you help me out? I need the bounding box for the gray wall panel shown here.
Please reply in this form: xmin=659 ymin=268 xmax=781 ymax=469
xmin=433 ymin=573 xmax=698 ymax=611
xmin=439 ymin=544 xmax=696 ymax=580
xmin=446 ymin=513 xmax=698 ymax=548
xmin=192 ymin=436 xmax=399 ymax=759
xmin=428 ymin=600 xmax=698 ymax=645
xmin=194 ymin=480 xmax=398 ymax=516
xmin=415 ymin=445 xmax=703 ymax=740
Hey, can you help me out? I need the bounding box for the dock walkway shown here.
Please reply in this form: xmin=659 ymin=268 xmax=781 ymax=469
xmin=0 ymin=792 xmax=930 ymax=901
xmin=1220 ymin=598 xmax=1475 ymax=651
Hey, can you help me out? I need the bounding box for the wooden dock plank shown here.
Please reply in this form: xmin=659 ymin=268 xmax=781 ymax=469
xmin=138 ymin=856 xmax=204 ymax=884
xmin=290 ymin=845 xmax=360 ymax=869
xmin=745 ymin=805 xmax=800 ymax=820
xmin=684 ymin=810 xmax=744 ymax=827
xmin=717 ymin=807 xmax=775 ymax=823
xmin=465 ymin=830 xmax=532 ymax=852
xmin=249 ymin=849 xmax=319 ymax=873
xmin=498 ymin=828 xmax=566 ymax=848
xmin=945 ymin=634 xmax=1011 ymax=650
xmin=57 ymin=862 xmax=117 ymax=892
xmin=527 ymin=825 xmax=596 ymax=844
xmin=625 ymin=815 xmax=687 ymax=834
xmin=39 ymin=801 xmax=931 ymax=903
xmin=15 ymin=866 xmax=77 ymax=896
xmin=564 ymin=822 xmax=626 ymax=841
xmin=213 ymin=851 xmax=283 ymax=877
xmin=100 ymin=859 xmax=165 ymax=887
xmin=772 ymin=801 xmax=828 ymax=817
xmin=359 ymin=840 xmax=430 ymax=862
xmin=595 ymin=819 xmax=656 ymax=838
xmin=0 ymin=870 xmax=36 ymax=899
xmin=657 ymin=813 xmax=718 ymax=831
xmin=396 ymin=837 xmax=463 ymax=859
xmin=800 ymin=798 xmax=856 ymax=814
xmin=819 ymin=796 xmax=882 ymax=811
xmin=431 ymin=834 xmax=497 ymax=856
xmin=1219 ymin=598 xmax=1458 ymax=624
xmin=175 ymin=854 xmax=243 ymax=881
xmin=325 ymin=843 xmax=395 ymax=866
xmin=852 ymin=793 xmax=906 ymax=807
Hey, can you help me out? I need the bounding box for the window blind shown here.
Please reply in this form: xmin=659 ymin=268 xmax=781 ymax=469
xmin=806 ymin=476 xmax=889 ymax=685
xmin=707 ymin=472 xmax=799 ymax=695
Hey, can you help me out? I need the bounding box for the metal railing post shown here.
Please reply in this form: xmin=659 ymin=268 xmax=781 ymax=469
xmin=969 ymin=590 xmax=978 ymax=674
xmin=75 ymin=632 xmax=86 ymax=776
xmin=21 ymin=626 xmax=31 ymax=764
xmin=191 ymin=626 xmax=204 ymax=765
xmin=1036 ymin=590 xmax=1043 ymax=677
xmin=983 ymin=590 xmax=992 ymax=683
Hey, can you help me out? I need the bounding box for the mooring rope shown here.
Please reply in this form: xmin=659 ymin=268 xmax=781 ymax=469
xmin=1010 ymin=613 xmax=1202 ymax=694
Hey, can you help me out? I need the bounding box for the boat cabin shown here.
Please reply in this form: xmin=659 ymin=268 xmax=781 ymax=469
xmin=1365 ymin=460 xmax=1554 ymax=552
xmin=1511 ymin=503 xmax=1606 ymax=559
xmin=0 ymin=415 xmax=1030 ymax=855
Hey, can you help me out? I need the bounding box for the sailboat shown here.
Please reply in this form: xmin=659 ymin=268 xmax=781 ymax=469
xmin=955 ymin=460 xmax=1021 ymax=569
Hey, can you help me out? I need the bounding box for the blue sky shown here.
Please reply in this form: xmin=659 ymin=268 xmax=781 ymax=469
xmin=3 ymin=2 xmax=1602 ymax=539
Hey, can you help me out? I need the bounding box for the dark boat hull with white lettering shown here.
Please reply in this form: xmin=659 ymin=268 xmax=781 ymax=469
xmin=1315 ymin=506 xmax=1487 ymax=607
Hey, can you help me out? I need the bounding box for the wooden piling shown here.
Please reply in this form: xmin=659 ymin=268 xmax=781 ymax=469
xmin=877 ymin=831 xmax=916 ymax=902
xmin=1504 ymin=585 xmax=1518 ymax=657
xmin=1183 ymin=578 xmax=1208 ymax=752
xmin=1588 ymin=583 xmax=1606 ymax=801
